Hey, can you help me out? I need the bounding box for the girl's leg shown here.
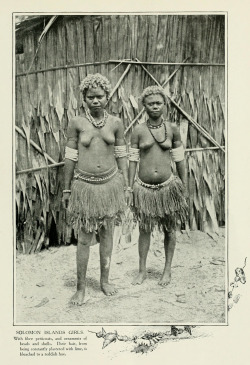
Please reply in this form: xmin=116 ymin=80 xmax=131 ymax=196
xmin=158 ymin=229 xmax=176 ymax=286
xmin=99 ymin=224 xmax=117 ymax=295
xmin=132 ymin=228 xmax=151 ymax=285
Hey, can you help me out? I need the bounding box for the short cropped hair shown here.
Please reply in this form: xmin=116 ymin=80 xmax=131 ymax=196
xmin=140 ymin=85 xmax=167 ymax=105
xmin=79 ymin=73 xmax=111 ymax=100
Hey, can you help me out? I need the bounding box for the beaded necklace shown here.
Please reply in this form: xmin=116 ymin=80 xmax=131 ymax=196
xmin=147 ymin=118 xmax=168 ymax=144
xmin=85 ymin=109 xmax=108 ymax=128
xmin=147 ymin=117 xmax=164 ymax=129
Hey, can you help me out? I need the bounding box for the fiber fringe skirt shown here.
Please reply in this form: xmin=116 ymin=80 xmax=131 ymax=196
xmin=67 ymin=166 xmax=126 ymax=236
xmin=133 ymin=174 xmax=188 ymax=232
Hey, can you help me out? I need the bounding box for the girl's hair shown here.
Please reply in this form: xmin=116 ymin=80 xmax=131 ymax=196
xmin=140 ymin=85 xmax=167 ymax=104
xmin=79 ymin=73 xmax=111 ymax=99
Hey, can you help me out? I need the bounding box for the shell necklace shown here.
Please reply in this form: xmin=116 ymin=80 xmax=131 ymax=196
xmin=85 ymin=109 xmax=108 ymax=128
xmin=147 ymin=118 xmax=168 ymax=144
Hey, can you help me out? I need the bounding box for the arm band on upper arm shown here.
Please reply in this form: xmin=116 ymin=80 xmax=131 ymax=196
xmin=65 ymin=146 xmax=78 ymax=162
xmin=128 ymin=147 xmax=140 ymax=162
xmin=171 ymin=145 xmax=184 ymax=162
xmin=114 ymin=145 xmax=127 ymax=158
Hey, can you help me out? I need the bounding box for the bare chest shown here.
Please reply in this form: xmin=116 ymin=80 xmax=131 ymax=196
xmin=77 ymin=118 xmax=116 ymax=147
xmin=139 ymin=123 xmax=173 ymax=151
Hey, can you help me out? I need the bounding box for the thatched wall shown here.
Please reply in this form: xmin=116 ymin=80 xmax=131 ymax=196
xmin=15 ymin=15 xmax=225 ymax=253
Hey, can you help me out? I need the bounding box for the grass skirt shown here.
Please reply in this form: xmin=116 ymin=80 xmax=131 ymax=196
xmin=133 ymin=174 xmax=188 ymax=232
xmin=68 ymin=168 xmax=126 ymax=236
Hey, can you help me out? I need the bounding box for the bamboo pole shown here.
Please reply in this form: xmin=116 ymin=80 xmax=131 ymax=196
xmin=15 ymin=60 xmax=225 ymax=77
xmin=124 ymin=57 xmax=190 ymax=135
xmin=16 ymin=61 xmax=111 ymax=77
xmin=168 ymin=97 xmax=225 ymax=152
xmin=186 ymin=146 xmax=225 ymax=152
xmin=15 ymin=126 xmax=58 ymax=164
xmin=136 ymin=59 xmax=225 ymax=153
xmin=124 ymin=109 xmax=145 ymax=135
xmin=161 ymin=58 xmax=190 ymax=87
xmin=107 ymin=60 xmax=225 ymax=66
xmin=27 ymin=16 xmax=58 ymax=73
xmin=16 ymin=161 xmax=65 ymax=175
xmin=106 ymin=63 xmax=132 ymax=105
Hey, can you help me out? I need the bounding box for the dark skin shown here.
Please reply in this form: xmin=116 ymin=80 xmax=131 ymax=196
xmin=129 ymin=94 xmax=186 ymax=286
xmin=62 ymin=86 xmax=129 ymax=305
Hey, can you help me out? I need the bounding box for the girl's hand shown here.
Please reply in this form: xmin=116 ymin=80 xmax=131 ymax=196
xmin=125 ymin=190 xmax=133 ymax=206
xmin=62 ymin=192 xmax=71 ymax=209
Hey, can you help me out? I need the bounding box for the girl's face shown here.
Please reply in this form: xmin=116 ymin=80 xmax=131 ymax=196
xmin=143 ymin=94 xmax=165 ymax=119
xmin=85 ymin=86 xmax=108 ymax=112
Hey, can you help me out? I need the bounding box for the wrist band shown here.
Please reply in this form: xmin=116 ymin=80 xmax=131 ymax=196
xmin=63 ymin=190 xmax=71 ymax=194
xmin=114 ymin=145 xmax=127 ymax=158
xmin=171 ymin=145 xmax=184 ymax=162
xmin=128 ymin=147 xmax=140 ymax=162
xmin=65 ymin=146 xmax=78 ymax=162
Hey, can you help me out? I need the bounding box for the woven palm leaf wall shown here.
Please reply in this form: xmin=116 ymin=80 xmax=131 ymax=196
xmin=15 ymin=15 xmax=225 ymax=253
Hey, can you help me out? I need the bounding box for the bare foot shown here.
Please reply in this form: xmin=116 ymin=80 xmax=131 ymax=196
xmin=158 ymin=271 xmax=171 ymax=286
xmin=70 ymin=290 xmax=85 ymax=306
xmin=101 ymin=282 xmax=117 ymax=296
xmin=132 ymin=272 xmax=147 ymax=285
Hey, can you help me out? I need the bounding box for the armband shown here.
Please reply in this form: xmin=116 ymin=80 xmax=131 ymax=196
xmin=65 ymin=146 xmax=78 ymax=162
xmin=114 ymin=145 xmax=127 ymax=158
xmin=128 ymin=147 xmax=140 ymax=162
xmin=171 ymin=145 xmax=185 ymax=162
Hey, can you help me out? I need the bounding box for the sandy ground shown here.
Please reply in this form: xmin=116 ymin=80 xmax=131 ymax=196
xmin=15 ymin=227 xmax=226 ymax=324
